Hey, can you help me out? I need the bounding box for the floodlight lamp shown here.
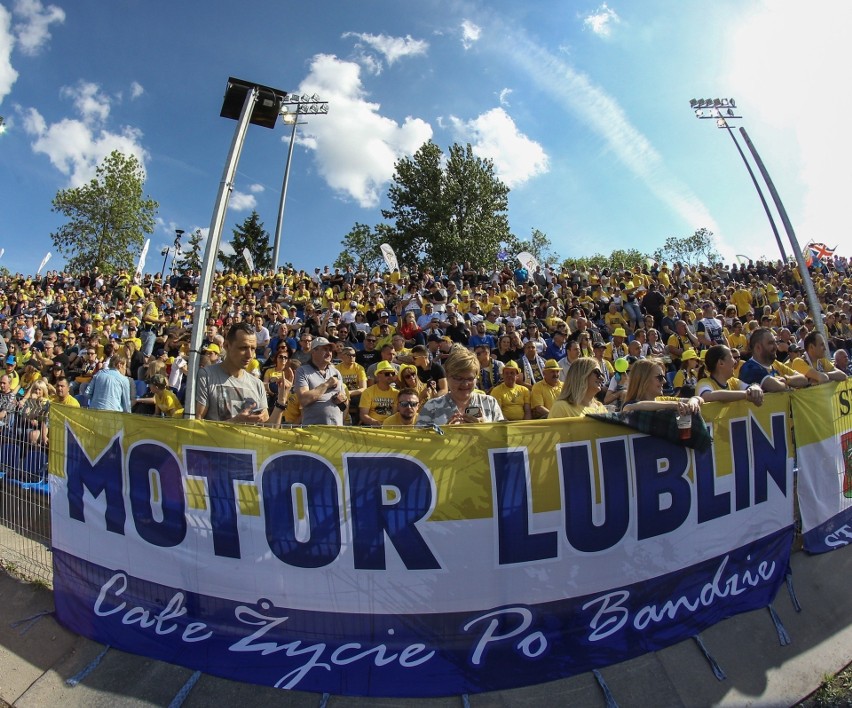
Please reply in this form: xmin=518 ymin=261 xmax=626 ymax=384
xmin=319 ymin=104 xmax=329 ymax=114
xmin=726 ymin=108 xmax=734 ymax=117
xmin=729 ymin=98 xmax=736 ymax=108
xmin=716 ymin=118 xmax=727 ymax=128
xmin=220 ymin=77 xmax=287 ymax=129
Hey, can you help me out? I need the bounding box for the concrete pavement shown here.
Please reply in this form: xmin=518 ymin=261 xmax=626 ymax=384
xmin=1 ymin=545 xmax=851 ymax=707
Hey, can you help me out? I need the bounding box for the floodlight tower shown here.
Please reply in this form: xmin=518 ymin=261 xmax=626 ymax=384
xmin=184 ymin=78 xmax=287 ymax=419
xmin=690 ymin=97 xmax=824 ymax=339
xmin=272 ymin=94 xmax=329 ymax=269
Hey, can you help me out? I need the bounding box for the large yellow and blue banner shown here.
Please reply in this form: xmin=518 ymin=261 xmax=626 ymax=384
xmin=49 ymin=398 xmax=794 ymax=696
xmin=791 ymin=380 xmax=852 ymax=553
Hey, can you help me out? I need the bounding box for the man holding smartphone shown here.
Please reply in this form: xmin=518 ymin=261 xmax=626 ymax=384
xmin=296 ymin=336 xmax=348 ymax=425
xmin=195 ymin=322 xmax=268 ymax=424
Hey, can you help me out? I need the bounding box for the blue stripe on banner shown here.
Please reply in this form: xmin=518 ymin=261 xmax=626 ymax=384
xmin=802 ymin=505 xmax=852 ymax=554
xmin=52 ymin=527 xmax=793 ymax=697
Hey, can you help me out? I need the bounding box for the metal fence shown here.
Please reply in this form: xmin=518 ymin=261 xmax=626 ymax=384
xmin=0 ymin=424 xmax=52 ymax=586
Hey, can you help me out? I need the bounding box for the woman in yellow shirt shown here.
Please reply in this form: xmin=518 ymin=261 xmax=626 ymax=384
xmin=549 ymin=357 xmax=607 ymax=418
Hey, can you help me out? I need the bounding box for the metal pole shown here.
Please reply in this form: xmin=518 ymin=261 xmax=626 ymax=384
xmin=738 ymin=127 xmax=826 ymax=340
xmin=721 ymin=124 xmax=788 ymax=263
xmin=184 ymin=86 xmax=258 ymax=419
xmin=272 ymin=117 xmax=298 ymax=269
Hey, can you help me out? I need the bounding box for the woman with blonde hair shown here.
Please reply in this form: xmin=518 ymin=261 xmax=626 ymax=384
xmin=418 ymin=348 xmax=504 ymax=425
xmin=398 ymin=363 xmax=429 ymax=402
xmin=622 ymin=358 xmax=702 ymax=416
xmin=19 ymin=379 xmax=50 ymax=446
xmin=549 ymin=357 xmax=606 ymax=418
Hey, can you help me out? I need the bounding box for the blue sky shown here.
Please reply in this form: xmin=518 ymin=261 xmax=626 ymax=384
xmin=0 ymin=0 xmax=848 ymax=276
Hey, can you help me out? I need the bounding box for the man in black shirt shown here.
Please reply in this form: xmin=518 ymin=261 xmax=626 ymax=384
xmin=356 ymin=333 xmax=382 ymax=370
xmin=411 ymin=345 xmax=447 ymax=396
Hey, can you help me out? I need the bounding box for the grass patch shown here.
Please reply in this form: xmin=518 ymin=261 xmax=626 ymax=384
xmin=798 ymin=664 xmax=852 ymax=707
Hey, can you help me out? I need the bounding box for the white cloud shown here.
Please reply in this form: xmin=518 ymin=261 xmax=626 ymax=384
xmin=20 ymin=79 xmax=149 ymax=186
xmin=229 ymin=190 xmax=257 ymax=212
xmin=12 ymin=0 xmax=65 ymax=55
xmin=343 ymin=32 xmax=428 ymax=74
xmin=725 ymin=2 xmax=852 ymax=256
xmin=448 ymin=108 xmax=548 ymax=188
xmin=0 ymin=5 xmax=20 ymax=102
xmin=130 ymin=81 xmax=144 ymax=100
xmin=248 ymin=183 xmax=264 ymax=194
xmin=461 ymin=19 xmax=481 ymax=50
xmin=288 ymin=53 xmax=432 ymax=208
xmin=497 ymin=88 xmax=512 ymax=107
xmin=60 ymin=81 xmax=110 ymax=124
xmin=583 ymin=3 xmax=620 ymax=38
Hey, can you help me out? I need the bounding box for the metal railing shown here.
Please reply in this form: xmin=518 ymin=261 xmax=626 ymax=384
xmin=0 ymin=422 xmax=52 ymax=586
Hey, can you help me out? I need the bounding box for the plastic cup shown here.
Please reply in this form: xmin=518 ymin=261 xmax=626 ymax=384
xmin=677 ymin=413 xmax=692 ymax=440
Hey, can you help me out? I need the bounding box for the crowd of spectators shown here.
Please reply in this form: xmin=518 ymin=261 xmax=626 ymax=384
xmin=0 ymin=254 xmax=849 ymax=441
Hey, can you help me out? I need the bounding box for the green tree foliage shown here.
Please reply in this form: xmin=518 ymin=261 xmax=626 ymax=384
xmin=377 ymin=141 xmax=511 ymax=270
xmin=652 ymin=228 xmax=722 ymax=267
xmin=508 ymin=228 xmax=561 ymax=265
xmin=218 ymin=211 xmax=272 ymax=272
xmin=562 ymin=248 xmax=649 ymax=273
xmin=174 ymin=229 xmax=204 ymax=275
xmin=333 ymin=223 xmax=384 ymax=273
xmin=50 ymin=150 xmax=158 ymax=274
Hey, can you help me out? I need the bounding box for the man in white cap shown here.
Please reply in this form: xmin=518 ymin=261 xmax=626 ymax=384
xmin=296 ymin=336 xmax=348 ymax=425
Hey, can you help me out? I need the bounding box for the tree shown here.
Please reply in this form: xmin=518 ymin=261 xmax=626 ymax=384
xmin=50 ymin=150 xmax=158 ymax=274
xmin=379 ymin=141 xmax=512 ymax=270
xmin=652 ymin=228 xmax=722 ymax=267
xmin=174 ymin=229 xmax=204 ymax=275
xmin=508 ymin=228 xmax=561 ymax=266
xmin=561 ymin=248 xmax=649 ymax=273
xmin=333 ymin=223 xmax=384 ymax=273
xmin=218 ymin=211 xmax=272 ymax=272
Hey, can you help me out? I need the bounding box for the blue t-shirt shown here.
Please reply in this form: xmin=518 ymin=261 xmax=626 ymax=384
xmin=738 ymin=358 xmax=776 ymax=387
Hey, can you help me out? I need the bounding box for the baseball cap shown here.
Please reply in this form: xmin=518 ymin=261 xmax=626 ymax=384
xmin=310 ymin=336 xmax=333 ymax=351
xmin=203 ymin=343 xmax=220 ymax=354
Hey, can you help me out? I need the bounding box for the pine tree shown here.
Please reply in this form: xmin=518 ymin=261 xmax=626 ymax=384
xmin=174 ymin=229 xmax=204 ymax=275
xmin=218 ymin=211 xmax=272 ymax=272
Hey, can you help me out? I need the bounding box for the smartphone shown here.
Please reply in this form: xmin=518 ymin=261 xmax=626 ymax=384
xmin=240 ymin=399 xmax=262 ymax=415
xmin=465 ymin=405 xmax=481 ymax=417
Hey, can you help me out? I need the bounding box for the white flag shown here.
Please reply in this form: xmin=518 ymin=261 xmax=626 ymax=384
xmin=0 ymin=248 xmax=5 ymax=260
xmin=135 ymin=239 xmax=150 ymax=279
xmin=516 ymin=251 xmax=539 ymax=273
xmin=242 ymin=248 xmax=255 ymax=273
xmin=37 ymin=252 xmax=52 ymax=276
xmin=380 ymin=243 xmax=398 ymax=272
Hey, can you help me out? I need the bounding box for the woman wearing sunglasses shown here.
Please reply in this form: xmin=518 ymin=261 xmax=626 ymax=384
xmin=621 ymin=358 xmax=702 ymax=416
xmin=549 ymin=357 xmax=607 ymax=418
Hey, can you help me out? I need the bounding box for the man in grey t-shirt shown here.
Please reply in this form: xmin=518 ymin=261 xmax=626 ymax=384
xmin=295 ymin=336 xmax=348 ymax=425
xmin=196 ymin=322 xmax=269 ymax=424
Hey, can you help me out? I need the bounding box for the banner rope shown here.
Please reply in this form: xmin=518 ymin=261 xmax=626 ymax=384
xmin=785 ymin=568 xmax=802 ymax=612
xmin=592 ymin=669 xmax=619 ymax=708
xmin=461 ymin=694 xmax=471 ymax=708
xmin=693 ymin=634 xmax=727 ymax=681
xmin=66 ymin=645 xmax=111 ymax=686
xmin=9 ymin=610 xmax=52 ymax=636
xmin=168 ymin=670 xmax=202 ymax=708
xmin=318 ymin=693 xmax=331 ymax=708
xmin=767 ymin=604 xmax=791 ymax=646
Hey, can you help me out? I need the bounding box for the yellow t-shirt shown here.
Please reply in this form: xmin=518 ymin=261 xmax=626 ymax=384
xmin=530 ymin=380 xmax=562 ymax=415
xmin=359 ymin=385 xmax=399 ymax=424
xmin=490 ymin=383 xmax=530 ymax=421
xmin=548 ymin=398 xmax=605 ymax=418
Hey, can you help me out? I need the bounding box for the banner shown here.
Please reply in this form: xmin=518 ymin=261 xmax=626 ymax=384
xmin=791 ymin=380 xmax=852 ymax=553
xmin=135 ymin=239 xmax=150 ymax=280
xmin=50 ymin=398 xmax=794 ymax=696
xmin=380 ymin=243 xmax=398 ymax=272
xmin=516 ymin=251 xmax=539 ymax=273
